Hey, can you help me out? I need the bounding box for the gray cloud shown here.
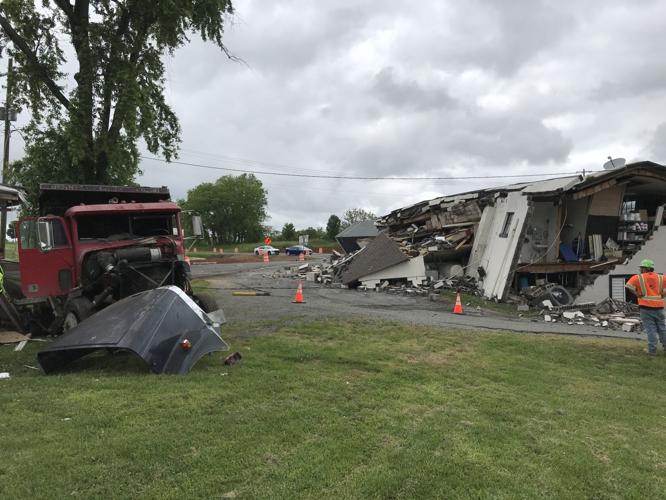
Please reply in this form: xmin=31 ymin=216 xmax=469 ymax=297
xmin=371 ymin=67 xmax=456 ymax=111
xmin=138 ymin=0 xmax=666 ymax=229
xmin=648 ymin=122 xmax=666 ymax=164
xmin=6 ymin=0 xmax=664 ymax=230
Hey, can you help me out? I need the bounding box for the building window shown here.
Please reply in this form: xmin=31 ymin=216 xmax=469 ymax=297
xmin=499 ymin=212 xmax=514 ymax=238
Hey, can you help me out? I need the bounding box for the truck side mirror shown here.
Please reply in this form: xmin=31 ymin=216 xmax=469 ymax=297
xmin=191 ymin=215 xmax=203 ymax=238
xmin=37 ymin=218 xmax=55 ymax=252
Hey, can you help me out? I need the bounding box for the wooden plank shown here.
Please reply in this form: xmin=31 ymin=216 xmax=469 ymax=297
xmin=0 ymin=331 xmax=29 ymax=344
xmin=572 ymin=179 xmax=617 ymax=200
xmin=517 ymin=262 xmax=596 ymax=273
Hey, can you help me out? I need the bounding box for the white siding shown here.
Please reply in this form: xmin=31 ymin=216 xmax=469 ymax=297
xmin=576 ymin=227 xmax=666 ymax=303
xmin=468 ymin=192 xmax=531 ymax=300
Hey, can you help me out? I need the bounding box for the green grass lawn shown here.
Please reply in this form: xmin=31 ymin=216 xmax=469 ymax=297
xmin=1 ymin=319 xmax=665 ymax=498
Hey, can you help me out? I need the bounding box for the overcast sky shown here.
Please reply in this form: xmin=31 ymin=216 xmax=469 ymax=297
xmin=8 ymin=0 xmax=666 ymax=230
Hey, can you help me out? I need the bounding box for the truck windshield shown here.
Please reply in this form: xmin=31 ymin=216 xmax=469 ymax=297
xmin=76 ymin=213 xmax=178 ymax=241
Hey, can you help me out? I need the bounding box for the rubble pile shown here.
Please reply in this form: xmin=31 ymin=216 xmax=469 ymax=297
xmin=432 ymin=275 xmax=482 ymax=295
xmin=269 ymin=254 xmax=486 ymax=298
xmin=270 ymin=263 xmax=333 ymax=284
xmin=376 ymin=198 xmax=483 ymax=257
xmin=539 ymin=296 xmax=641 ymax=331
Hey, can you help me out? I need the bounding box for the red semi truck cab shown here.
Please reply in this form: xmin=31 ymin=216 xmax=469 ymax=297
xmin=18 ymin=201 xmax=185 ymax=298
xmin=12 ymin=184 xmax=205 ymax=333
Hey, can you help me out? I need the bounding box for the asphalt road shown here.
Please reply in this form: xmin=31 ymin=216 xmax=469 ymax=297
xmin=192 ymin=254 xmax=643 ymax=342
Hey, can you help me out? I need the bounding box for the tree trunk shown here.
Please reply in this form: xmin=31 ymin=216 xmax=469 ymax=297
xmin=67 ymin=2 xmax=97 ymax=183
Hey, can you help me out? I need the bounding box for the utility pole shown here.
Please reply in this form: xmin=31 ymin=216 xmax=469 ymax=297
xmin=0 ymin=57 xmax=13 ymax=258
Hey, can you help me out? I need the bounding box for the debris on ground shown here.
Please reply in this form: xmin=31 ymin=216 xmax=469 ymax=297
xmin=0 ymin=331 xmax=30 ymax=344
xmin=535 ymin=295 xmax=641 ymax=331
xmin=223 ymin=352 xmax=242 ymax=366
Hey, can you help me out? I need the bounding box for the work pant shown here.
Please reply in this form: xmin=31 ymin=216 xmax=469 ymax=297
xmin=639 ymin=307 xmax=666 ymax=353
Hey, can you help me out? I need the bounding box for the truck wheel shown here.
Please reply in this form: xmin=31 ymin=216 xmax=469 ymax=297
xmin=193 ymin=293 xmax=218 ymax=313
xmin=63 ymin=298 xmax=93 ymax=332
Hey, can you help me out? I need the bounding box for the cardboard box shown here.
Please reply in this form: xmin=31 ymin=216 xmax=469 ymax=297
xmin=639 ymin=209 xmax=648 ymax=222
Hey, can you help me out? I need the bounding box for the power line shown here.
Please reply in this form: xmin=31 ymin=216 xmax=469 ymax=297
xmin=141 ymin=155 xmax=597 ymax=181
xmin=178 ymin=147 xmax=336 ymax=176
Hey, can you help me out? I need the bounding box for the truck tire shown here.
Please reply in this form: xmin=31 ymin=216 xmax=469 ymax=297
xmin=193 ymin=292 xmax=218 ymax=313
xmin=63 ymin=297 xmax=93 ymax=332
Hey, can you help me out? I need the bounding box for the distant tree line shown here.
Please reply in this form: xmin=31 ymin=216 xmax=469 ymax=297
xmin=275 ymin=208 xmax=377 ymax=242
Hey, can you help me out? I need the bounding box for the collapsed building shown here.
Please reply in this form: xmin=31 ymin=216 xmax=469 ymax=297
xmin=335 ymin=161 xmax=666 ymax=305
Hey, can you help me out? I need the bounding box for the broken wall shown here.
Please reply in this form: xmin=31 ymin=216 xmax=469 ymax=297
xmin=359 ymin=256 xmax=427 ymax=288
xmin=466 ymin=204 xmax=496 ymax=280
xmin=467 ymin=191 xmax=530 ymax=300
xmin=519 ymin=202 xmax=559 ymax=263
xmin=575 ymin=227 xmax=666 ymax=304
xmin=585 ymin=184 xmax=625 ymax=244
xmin=560 ymin=197 xmax=590 ymax=250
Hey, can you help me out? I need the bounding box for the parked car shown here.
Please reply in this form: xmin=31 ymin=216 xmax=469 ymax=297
xmin=285 ymin=245 xmax=312 ymax=256
xmin=254 ymin=245 xmax=280 ymax=255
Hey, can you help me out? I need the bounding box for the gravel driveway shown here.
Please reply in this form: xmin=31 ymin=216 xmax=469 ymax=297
xmin=192 ymin=255 xmax=643 ymax=342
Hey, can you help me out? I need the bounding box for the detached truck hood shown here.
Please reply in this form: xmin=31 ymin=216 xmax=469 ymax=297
xmin=38 ymin=286 xmax=228 ymax=374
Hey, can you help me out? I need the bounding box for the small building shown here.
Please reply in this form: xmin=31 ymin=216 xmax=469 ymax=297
xmin=335 ymin=220 xmax=380 ymax=254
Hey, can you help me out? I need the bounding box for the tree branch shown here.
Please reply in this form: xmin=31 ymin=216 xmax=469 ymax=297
xmin=52 ymin=0 xmax=74 ymax=19
xmin=0 ymin=13 xmax=70 ymax=110
xmin=107 ymin=21 xmax=149 ymax=144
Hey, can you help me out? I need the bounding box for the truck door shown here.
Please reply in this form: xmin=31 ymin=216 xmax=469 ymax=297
xmin=18 ymin=217 xmax=76 ymax=298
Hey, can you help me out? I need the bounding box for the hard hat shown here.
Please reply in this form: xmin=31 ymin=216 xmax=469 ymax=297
xmin=640 ymin=258 xmax=655 ymax=268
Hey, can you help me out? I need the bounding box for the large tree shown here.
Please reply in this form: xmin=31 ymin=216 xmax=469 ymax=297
xmin=280 ymin=222 xmax=296 ymax=241
xmin=0 ymin=0 xmax=234 ymax=193
xmin=326 ymin=214 xmax=341 ymax=239
xmin=182 ymin=174 xmax=267 ymax=244
xmin=341 ymin=208 xmax=376 ymax=229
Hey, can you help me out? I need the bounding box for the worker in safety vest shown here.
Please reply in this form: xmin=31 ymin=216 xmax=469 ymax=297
xmin=625 ymin=259 xmax=666 ymax=355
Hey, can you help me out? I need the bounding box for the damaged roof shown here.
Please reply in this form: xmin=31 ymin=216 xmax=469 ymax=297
xmin=0 ymin=184 xmax=26 ymax=206
xmin=380 ymin=161 xmax=666 ymax=218
xmin=340 ymin=232 xmax=409 ymax=285
xmin=336 ymin=220 xmax=381 ymax=239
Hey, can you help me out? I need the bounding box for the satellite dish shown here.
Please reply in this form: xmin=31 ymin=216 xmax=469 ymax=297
xmin=603 ymin=157 xmax=626 ymax=170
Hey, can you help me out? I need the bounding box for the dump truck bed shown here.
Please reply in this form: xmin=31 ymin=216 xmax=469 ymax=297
xmin=39 ymin=184 xmax=171 ymax=216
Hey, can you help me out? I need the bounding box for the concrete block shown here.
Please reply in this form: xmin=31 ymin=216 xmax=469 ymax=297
xmin=517 ymin=304 xmax=530 ymax=312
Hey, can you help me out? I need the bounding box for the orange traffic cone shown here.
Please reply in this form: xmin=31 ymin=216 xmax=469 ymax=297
xmin=298 ymin=252 xmax=305 ymax=262
xmin=292 ymin=282 xmax=305 ymax=303
xmin=453 ymin=292 xmax=464 ymax=315
xmin=263 ymin=252 xmax=269 ymax=263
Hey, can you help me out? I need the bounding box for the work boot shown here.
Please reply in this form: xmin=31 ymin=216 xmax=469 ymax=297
xmin=644 ymin=349 xmax=658 ymax=356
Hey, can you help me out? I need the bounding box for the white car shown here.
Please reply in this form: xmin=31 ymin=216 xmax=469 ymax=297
xmin=254 ymin=245 xmax=280 ymax=255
